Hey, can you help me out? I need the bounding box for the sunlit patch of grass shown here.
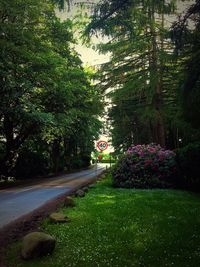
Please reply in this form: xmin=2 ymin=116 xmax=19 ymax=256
xmin=5 ymin=173 xmax=200 ymax=267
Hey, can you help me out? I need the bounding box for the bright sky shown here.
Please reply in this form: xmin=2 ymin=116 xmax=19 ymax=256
xmin=75 ymin=40 xmax=110 ymax=66
xmin=56 ymin=0 xmax=193 ymax=66
xmin=55 ymin=0 xmax=110 ymax=66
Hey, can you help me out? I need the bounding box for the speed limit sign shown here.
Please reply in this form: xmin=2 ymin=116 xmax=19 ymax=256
xmin=97 ymin=140 xmax=108 ymax=152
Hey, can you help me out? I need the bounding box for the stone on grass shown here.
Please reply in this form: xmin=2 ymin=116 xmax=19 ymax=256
xmin=82 ymin=186 xmax=89 ymax=193
xmin=64 ymin=196 xmax=75 ymax=208
xmin=98 ymin=175 xmax=105 ymax=180
xmin=75 ymin=189 xmax=85 ymax=197
xmin=21 ymin=232 xmax=56 ymax=260
xmin=49 ymin=212 xmax=70 ymax=223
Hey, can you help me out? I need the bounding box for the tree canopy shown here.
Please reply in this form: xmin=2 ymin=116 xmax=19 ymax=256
xmin=0 ymin=0 xmax=103 ymax=178
xmin=86 ymin=0 xmax=200 ymax=152
xmin=1 ymin=0 xmax=199 ymax=178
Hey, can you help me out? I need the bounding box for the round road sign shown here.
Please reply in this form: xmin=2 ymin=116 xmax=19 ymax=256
xmin=97 ymin=140 xmax=108 ymax=151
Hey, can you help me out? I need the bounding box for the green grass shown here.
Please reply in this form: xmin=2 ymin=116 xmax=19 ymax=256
xmin=6 ymin=174 xmax=200 ymax=267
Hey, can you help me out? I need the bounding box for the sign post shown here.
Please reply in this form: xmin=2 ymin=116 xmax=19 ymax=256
xmin=96 ymin=140 xmax=109 ymax=173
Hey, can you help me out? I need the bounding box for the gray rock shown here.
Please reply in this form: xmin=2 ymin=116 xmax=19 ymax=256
xmin=21 ymin=232 xmax=56 ymax=260
xmin=64 ymin=196 xmax=75 ymax=208
xmin=49 ymin=212 xmax=70 ymax=223
xmin=82 ymin=186 xmax=89 ymax=193
xmin=75 ymin=189 xmax=85 ymax=197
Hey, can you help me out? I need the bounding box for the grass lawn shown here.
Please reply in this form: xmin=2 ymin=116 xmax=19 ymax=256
xmin=5 ymin=173 xmax=200 ymax=267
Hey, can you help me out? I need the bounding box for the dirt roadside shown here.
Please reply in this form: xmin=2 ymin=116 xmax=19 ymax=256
xmin=0 ymin=165 xmax=95 ymax=191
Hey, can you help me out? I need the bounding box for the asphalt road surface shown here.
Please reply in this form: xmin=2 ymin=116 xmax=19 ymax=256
xmin=0 ymin=164 xmax=107 ymax=228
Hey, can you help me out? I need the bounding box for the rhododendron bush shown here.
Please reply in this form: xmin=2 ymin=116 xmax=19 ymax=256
xmin=112 ymin=144 xmax=177 ymax=188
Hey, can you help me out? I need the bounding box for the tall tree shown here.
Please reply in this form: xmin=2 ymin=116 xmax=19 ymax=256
xmin=172 ymin=0 xmax=200 ymax=129
xmin=87 ymin=0 xmax=178 ymax=149
xmin=0 ymin=0 xmax=103 ymax=178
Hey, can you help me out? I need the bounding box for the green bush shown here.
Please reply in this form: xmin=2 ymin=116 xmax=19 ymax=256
xmin=112 ymin=144 xmax=177 ymax=189
xmin=15 ymin=149 xmax=50 ymax=179
xmin=70 ymin=157 xmax=83 ymax=169
xmin=176 ymin=142 xmax=200 ymax=191
xmin=100 ymin=159 xmax=116 ymax=163
xmin=70 ymin=154 xmax=91 ymax=169
xmin=81 ymin=154 xmax=91 ymax=167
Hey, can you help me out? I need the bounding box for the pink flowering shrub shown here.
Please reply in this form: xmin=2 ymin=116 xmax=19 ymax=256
xmin=112 ymin=144 xmax=177 ymax=188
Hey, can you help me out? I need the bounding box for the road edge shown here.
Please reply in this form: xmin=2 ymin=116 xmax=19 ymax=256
xmin=0 ymin=170 xmax=106 ymax=266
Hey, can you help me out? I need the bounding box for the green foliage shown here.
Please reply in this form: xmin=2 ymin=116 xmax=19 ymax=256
xmin=70 ymin=154 xmax=91 ymax=169
xmin=91 ymin=151 xmax=116 ymax=164
xmin=52 ymin=0 xmax=71 ymax=11
xmin=171 ymin=1 xmax=200 ymax=131
xmin=100 ymin=159 xmax=116 ymax=164
xmin=112 ymin=144 xmax=177 ymax=188
xmin=87 ymin=0 xmax=184 ymax=149
xmin=176 ymin=142 xmax=200 ymax=191
xmin=86 ymin=0 xmax=200 ymax=151
xmin=0 ymin=0 xmax=103 ymax=178
xmin=15 ymin=148 xmax=50 ymax=179
xmin=100 ymin=153 xmax=116 ymax=163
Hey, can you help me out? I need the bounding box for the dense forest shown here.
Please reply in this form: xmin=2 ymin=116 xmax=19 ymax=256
xmin=0 ymin=0 xmax=200 ymax=180
xmin=0 ymin=0 xmax=103 ymax=179
xmin=87 ymin=0 xmax=200 ymax=153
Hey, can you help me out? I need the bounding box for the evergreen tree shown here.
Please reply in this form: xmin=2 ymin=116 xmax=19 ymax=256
xmin=172 ymin=0 xmax=200 ymax=129
xmin=87 ymin=0 xmax=178 ymax=149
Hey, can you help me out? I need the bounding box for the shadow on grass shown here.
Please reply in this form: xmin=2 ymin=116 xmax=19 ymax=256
xmin=5 ymin=174 xmax=200 ymax=267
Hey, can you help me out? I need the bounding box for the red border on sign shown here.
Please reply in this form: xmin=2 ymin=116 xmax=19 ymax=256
xmin=97 ymin=140 xmax=108 ymax=151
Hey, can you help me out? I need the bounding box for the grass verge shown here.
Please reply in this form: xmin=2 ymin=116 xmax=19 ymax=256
xmin=5 ymin=173 xmax=200 ymax=267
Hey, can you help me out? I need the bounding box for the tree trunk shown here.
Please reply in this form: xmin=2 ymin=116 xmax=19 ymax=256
xmin=155 ymin=110 xmax=165 ymax=147
xmin=0 ymin=116 xmax=18 ymax=177
xmin=51 ymin=138 xmax=61 ymax=174
xmin=149 ymin=1 xmax=166 ymax=147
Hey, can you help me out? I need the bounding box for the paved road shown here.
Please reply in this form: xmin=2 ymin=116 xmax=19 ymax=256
xmin=0 ymin=164 xmax=107 ymax=228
